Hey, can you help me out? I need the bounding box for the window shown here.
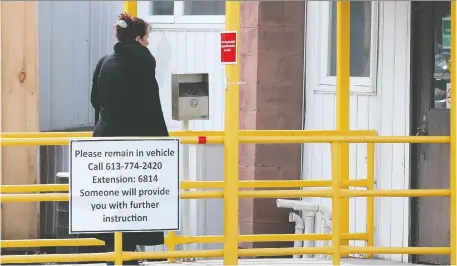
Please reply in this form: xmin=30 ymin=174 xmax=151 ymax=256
xmin=310 ymin=1 xmax=379 ymax=94
xmin=138 ymin=1 xmax=225 ymax=25
xmin=184 ymin=1 xmax=225 ymax=16
xmin=432 ymin=4 xmax=451 ymax=109
xmin=149 ymin=1 xmax=174 ymax=16
xmin=329 ymin=1 xmax=371 ymax=77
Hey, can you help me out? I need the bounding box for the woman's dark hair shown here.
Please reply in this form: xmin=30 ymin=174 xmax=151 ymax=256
xmin=115 ymin=12 xmax=151 ymax=42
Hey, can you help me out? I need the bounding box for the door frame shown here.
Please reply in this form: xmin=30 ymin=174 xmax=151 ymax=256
xmin=409 ymin=2 xmax=451 ymax=264
xmin=409 ymin=2 xmax=422 ymax=263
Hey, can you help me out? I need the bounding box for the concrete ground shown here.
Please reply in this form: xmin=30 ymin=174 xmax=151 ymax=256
xmin=68 ymin=257 xmax=425 ymax=266
xmin=140 ymin=258 xmax=425 ymax=266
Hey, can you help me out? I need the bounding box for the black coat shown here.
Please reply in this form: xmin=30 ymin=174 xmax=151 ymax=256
xmin=88 ymin=40 xmax=168 ymax=248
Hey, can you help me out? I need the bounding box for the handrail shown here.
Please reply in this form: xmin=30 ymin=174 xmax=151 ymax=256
xmin=1 ymin=180 xmax=370 ymax=193
xmin=0 ymin=131 xmax=453 ymax=265
xmin=0 ymin=129 xmax=377 ymax=138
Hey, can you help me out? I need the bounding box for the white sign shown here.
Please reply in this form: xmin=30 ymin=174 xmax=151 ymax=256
xmin=69 ymin=138 xmax=180 ymax=233
xmin=447 ymin=83 xmax=451 ymax=109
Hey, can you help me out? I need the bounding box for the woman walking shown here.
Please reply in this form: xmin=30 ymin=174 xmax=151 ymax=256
xmin=88 ymin=12 xmax=168 ymax=265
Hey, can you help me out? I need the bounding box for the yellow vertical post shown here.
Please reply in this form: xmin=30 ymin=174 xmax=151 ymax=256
xmin=336 ymin=1 xmax=351 ymax=247
xmin=224 ymin=1 xmax=241 ymax=265
xmin=331 ymin=143 xmax=341 ymax=265
xmin=114 ymin=232 xmax=123 ymax=265
xmin=450 ymin=2 xmax=456 ymax=265
xmin=124 ymin=1 xmax=137 ymax=16
xmin=366 ymin=143 xmax=375 ymax=258
xmin=166 ymin=232 xmax=176 ymax=262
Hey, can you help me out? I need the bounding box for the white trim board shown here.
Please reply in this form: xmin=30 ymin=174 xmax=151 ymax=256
xmin=137 ymin=1 xmax=224 ymax=30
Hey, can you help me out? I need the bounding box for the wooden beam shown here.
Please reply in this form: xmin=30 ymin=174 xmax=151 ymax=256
xmin=1 ymin=2 xmax=39 ymax=241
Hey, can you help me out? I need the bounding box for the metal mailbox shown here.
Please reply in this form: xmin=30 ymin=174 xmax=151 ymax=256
xmin=171 ymin=73 xmax=209 ymax=121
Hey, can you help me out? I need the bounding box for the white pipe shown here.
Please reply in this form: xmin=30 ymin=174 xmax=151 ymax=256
xmin=314 ymin=212 xmax=325 ymax=259
xmin=288 ymin=212 xmax=304 ymax=259
xmin=321 ymin=219 xmax=332 ymax=259
xmin=277 ymin=198 xmax=295 ymax=208
xmin=302 ymin=212 xmax=315 ymax=258
xmin=277 ymin=199 xmax=333 ymax=259
xmin=277 ymin=199 xmax=332 ymax=220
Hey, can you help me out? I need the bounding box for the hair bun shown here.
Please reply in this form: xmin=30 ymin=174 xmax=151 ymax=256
xmin=118 ymin=12 xmax=133 ymax=22
xmin=116 ymin=20 xmax=128 ymax=28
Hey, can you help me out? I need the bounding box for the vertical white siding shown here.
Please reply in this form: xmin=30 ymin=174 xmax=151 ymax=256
xmin=303 ymin=2 xmax=410 ymax=262
xmin=148 ymin=30 xmax=225 ymax=132
xmin=145 ymin=29 xmax=226 ymax=252
xmin=39 ymin=1 xmax=122 ymax=131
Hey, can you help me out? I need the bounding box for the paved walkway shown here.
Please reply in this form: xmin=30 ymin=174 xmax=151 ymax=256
xmin=141 ymin=258 xmax=424 ymax=265
xmin=70 ymin=258 xmax=424 ymax=266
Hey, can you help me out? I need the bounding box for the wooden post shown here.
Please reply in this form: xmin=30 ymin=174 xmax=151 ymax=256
xmin=1 ymin=2 xmax=39 ymax=241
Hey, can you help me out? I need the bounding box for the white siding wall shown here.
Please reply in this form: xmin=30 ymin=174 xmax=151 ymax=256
xmin=303 ymin=2 xmax=411 ymax=262
xmin=148 ymin=30 xmax=225 ymax=132
xmin=147 ymin=29 xmax=226 ymax=252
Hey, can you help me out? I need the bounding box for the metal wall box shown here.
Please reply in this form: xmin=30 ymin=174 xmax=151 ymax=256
xmin=171 ymin=73 xmax=210 ymax=121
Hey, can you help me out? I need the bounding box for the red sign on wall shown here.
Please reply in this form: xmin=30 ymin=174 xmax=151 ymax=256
xmin=220 ymin=31 xmax=237 ymax=64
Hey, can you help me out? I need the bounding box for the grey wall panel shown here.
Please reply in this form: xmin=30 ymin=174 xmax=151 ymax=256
xmin=38 ymin=1 xmax=122 ymax=131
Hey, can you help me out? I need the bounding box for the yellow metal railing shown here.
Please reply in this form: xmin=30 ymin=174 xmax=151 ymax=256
xmin=1 ymin=1 xmax=456 ymax=266
xmin=0 ymin=130 xmax=452 ymax=265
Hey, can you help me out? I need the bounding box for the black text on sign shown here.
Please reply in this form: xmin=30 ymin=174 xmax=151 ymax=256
xmin=69 ymin=138 xmax=180 ymax=233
